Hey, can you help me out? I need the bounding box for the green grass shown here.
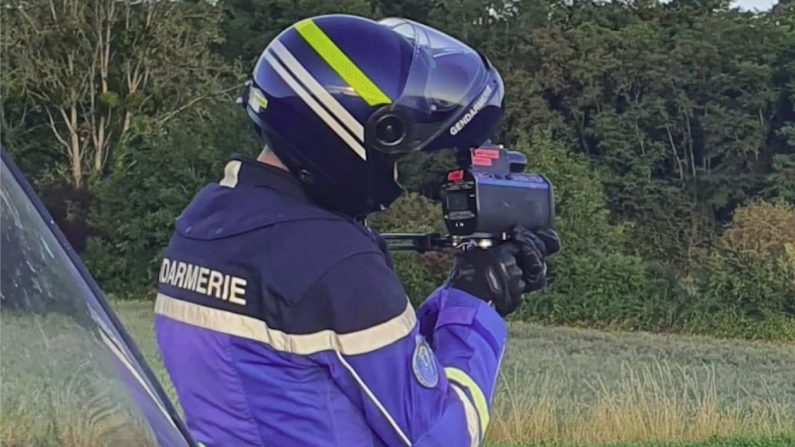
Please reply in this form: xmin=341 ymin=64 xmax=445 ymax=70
xmin=488 ymin=324 xmax=794 ymax=445
xmin=488 ymin=434 xmax=795 ymax=446
xmin=2 ymin=300 xmax=793 ymax=446
xmin=111 ymin=301 xmax=795 ymax=447
xmin=0 ymin=310 xmax=161 ymax=446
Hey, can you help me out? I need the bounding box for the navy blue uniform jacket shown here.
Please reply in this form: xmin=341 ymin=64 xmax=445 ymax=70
xmin=154 ymin=157 xmax=508 ymax=446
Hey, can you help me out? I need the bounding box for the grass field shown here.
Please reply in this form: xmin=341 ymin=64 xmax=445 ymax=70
xmin=112 ymin=301 xmax=795 ymax=447
xmin=1 ymin=309 xmax=163 ymax=446
xmin=2 ymin=301 xmax=794 ymax=447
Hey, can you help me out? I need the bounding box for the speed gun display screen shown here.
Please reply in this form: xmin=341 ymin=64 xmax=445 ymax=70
xmin=446 ymin=192 xmax=469 ymax=211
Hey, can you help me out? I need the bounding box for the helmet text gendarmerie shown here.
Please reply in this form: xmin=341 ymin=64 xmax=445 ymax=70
xmin=450 ymin=84 xmax=494 ymax=136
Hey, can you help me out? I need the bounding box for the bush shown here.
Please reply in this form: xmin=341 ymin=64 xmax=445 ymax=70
xmin=513 ymin=133 xmax=624 ymax=253
xmin=510 ymin=140 xmax=794 ymax=340
xmin=723 ymin=201 xmax=795 ymax=260
xmin=368 ymin=192 xmax=452 ymax=305
xmin=520 ymin=250 xmax=691 ymax=331
xmin=686 ymin=201 xmax=795 ymax=340
xmin=510 ymin=134 xmax=692 ymax=329
xmin=697 ymin=250 xmax=795 ymax=320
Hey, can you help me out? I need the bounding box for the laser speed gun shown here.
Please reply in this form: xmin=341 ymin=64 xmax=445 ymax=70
xmin=382 ymin=144 xmax=555 ymax=252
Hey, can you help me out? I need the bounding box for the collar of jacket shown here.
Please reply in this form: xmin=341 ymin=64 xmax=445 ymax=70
xmin=223 ymin=155 xmax=312 ymax=205
xmin=220 ymin=156 xmax=389 ymax=261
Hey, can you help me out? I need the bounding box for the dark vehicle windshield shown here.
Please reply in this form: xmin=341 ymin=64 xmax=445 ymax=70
xmin=0 ymin=149 xmax=191 ymax=447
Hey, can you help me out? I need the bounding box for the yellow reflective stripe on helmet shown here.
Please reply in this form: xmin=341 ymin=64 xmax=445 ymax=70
xmin=445 ymin=367 xmax=490 ymax=434
xmin=295 ymin=19 xmax=392 ymax=106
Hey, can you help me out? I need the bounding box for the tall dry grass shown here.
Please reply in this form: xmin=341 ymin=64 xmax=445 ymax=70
xmin=1 ymin=405 xmax=155 ymax=447
xmin=0 ymin=312 xmax=160 ymax=447
xmin=1 ymin=374 xmax=159 ymax=447
xmin=486 ymin=360 xmax=792 ymax=445
xmin=5 ymin=303 xmax=788 ymax=446
xmin=115 ymin=301 xmax=795 ymax=447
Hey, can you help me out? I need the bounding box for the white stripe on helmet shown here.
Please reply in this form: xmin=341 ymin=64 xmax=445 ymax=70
xmin=270 ymin=40 xmax=364 ymax=142
xmin=263 ymin=50 xmax=367 ymax=160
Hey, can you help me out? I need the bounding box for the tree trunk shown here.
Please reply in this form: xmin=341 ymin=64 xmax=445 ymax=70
xmin=69 ymin=105 xmax=82 ymax=188
xmin=665 ymin=124 xmax=685 ymax=183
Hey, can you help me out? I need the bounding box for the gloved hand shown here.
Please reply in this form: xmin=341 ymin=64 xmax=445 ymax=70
xmin=448 ymin=227 xmax=561 ymax=317
xmin=510 ymin=226 xmax=561 ymax=293
xmin=448 ymin=243 xmax=526 ymax=317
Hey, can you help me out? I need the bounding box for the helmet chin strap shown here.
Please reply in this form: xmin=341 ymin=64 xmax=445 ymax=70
xmin=362 ymin=147 xmax=406 ymax=221
xmin=361 ymin=146 xmax=381 ymax=221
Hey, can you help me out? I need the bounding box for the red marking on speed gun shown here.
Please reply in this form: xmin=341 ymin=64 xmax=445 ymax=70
xmin=447 ymin=170 xmax=465 ymax=181
xmin=474 ymin=148 xmax=501 ymax=159
xmin=472 ymin=156 xmax=492 ymax=166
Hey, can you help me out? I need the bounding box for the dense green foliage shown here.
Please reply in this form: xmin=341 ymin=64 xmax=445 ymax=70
xmin=2 ymin=0 xmax=793 ymax=339
xmin=83 ymin=104 xmax=258 ymax=292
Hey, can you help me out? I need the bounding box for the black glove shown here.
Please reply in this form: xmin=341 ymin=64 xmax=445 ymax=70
xmin=510 ymin=226 xmax=561 ymax=293
xmin=448 ymin=227 xmax=561 ymax=316
xmin=448 ymin=243 xmax=526 ymax=317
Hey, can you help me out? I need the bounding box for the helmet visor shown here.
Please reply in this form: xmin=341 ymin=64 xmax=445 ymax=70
xmin=370 ymin=18 xmax=493 ymax=154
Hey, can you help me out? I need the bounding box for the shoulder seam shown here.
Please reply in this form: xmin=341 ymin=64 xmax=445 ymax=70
xmin=296 ymin=249 xmax=388 ymax=307
xmin=179 ymin=215 xmax=354 ymax=241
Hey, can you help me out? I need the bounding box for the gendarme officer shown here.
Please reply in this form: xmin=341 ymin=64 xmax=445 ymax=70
xmin=154 ymin=14 xmax=560 ymax=447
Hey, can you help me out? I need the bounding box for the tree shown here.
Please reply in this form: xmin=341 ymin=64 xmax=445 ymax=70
xmin=1 ymin=0 xmax=235 ymax=188
xmin=215 ymin=0 xmax=373 ymax=65
xmin=483 ymin=1 xmax=791 ymax=269
xmin=765 ymin=5 xmax=795 ymax=202
xmin=85 ymin=102 xmax=259 ymax=296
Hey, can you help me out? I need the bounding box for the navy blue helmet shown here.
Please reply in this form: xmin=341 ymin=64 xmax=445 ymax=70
xmin=238 ymin=14 xmax=505 ymax=217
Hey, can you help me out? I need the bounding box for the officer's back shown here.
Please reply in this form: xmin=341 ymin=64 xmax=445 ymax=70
xmin=155 ymin=157 xmax=405 ymax=445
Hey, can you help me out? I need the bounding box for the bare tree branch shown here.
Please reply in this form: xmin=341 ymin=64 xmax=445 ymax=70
xmin=154 ymin=86 xmax=239 ymax=128
xmin=45 ymin=108 xmax=69 ymax=150
xmin=5 ymin=0 xmax=230 ymax=188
